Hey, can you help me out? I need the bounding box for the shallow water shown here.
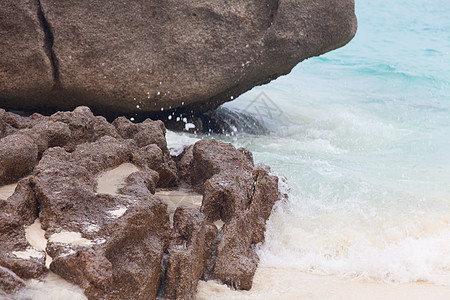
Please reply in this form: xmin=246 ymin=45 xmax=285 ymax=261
xmin=168 ymin=0 xmax=450 ymax=297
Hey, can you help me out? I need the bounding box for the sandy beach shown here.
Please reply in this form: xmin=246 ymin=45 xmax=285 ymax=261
xmin=197 ymin=267 xmax=450 ymax=300
xmin=0 ymin=183 xmax=17 ymax=200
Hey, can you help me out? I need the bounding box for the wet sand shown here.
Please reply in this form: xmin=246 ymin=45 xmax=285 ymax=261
xmin=155 ymin=187 xmax=203 ymax=224
xmin=0 ymin=183 xmax=17 ymax=200
xmin=197 ymin=267 xmax=450 ymax=300
xmin=95 ymin=163 xmax=139 ymax=195
xmin=96 ymin=163 xmax=219 ymax=227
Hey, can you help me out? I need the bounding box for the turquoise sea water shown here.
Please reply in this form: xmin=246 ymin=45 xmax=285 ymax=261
xmin=169 ymin=0 xmax=450 ymax=287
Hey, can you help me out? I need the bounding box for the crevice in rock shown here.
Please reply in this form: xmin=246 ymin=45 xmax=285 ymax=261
xmin=157 ymin=253 xmax=169 ymax=299
xmin=267 ymin=0 xmax=279 ymax=28
xmin=203 ymin=230 xmax=223 ymax=280
xmin=248 ymin=174 xmax=259 ymax=206
xmin=36 ymin=0 xmax=61 ymax=90
xmin=28 ymin=178 xmax=42 ymax=223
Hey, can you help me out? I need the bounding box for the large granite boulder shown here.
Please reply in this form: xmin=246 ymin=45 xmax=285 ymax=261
xmin=0 ymin=0 xmax=54 ymax=105
xmin=0 ymin=0 xmax=356 ymax=117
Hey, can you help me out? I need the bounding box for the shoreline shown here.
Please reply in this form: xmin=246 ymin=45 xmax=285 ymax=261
xmin=2 ymin=165 xmax=449 ymax=299
xmin=198 ymin=267 xmax=450 ymax=300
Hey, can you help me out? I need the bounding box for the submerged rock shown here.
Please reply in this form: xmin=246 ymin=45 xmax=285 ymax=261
xmin=0 ymin=106 xmax=283 ymax=298
xmin=1 ymin=0 xmax=356 ymax=116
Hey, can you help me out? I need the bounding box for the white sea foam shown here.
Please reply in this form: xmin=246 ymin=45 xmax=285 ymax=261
xmin=185 ymin=122 xmax=196 ymax=131
xmin=15 ymin=273 xmax=87 ymax=300
xmin=257 ymin=190 xmax=450 ymax=286
xmin=169 ymin=145 xmax=185 ymax=157
xmin=197 ymin=267 xmax=450 ymax=300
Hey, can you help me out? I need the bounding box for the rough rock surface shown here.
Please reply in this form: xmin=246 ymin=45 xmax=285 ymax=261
xmin=0 ymin=178 xmax=46 ymax=281
xmin=1 ymin=0 xmax=356 ymax=116
xmin=163 ymin=207 xmax=217 ymax=299
xmin=0 ymin=106 xmax=282 ymax=298
xmin=0 ymin=0 xmax=54 ymax=104
xmin=0 ymin=266 xmax=26 ymax=295
xmin=191 ymin=139 xmax=254 ymax=192
xmin=190 ymin=140 xmax=280 ymax=290
xmin=0 ymin=134 xmax=38 ymax=185
xmin=173 ymin=145 xmax=194 ymax=183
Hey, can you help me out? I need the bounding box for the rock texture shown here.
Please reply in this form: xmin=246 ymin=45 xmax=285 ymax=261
xmin=0 ymin=135 xmax=38 ymax=185
xmin=0 ymin=0 xmax=54 ymax=105
xmin=1 ymin=0 xmax=356 ymax=117
xmin=163 ymin=207 xmax=217 ymax=299
xmin=0 ymin=266 xmax=26 ymax=295
xmin=191 ymin=140 xmax=280 ymax=290
xmin=0 ymin=106 xmax=282 ymax=298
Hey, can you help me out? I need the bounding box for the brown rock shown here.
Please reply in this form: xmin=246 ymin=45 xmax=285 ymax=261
xmin=0 ymin=109 xmax=6 ymax=138
xmin=212 ymin=214 xmax=259 ymax=290
xmin=191 ymin=140 xmax=280 ymax=290
xmin=0 ymin=134 xmax=38 ymax=185
xmin=191 ymin=139 xmax=254 ymax=192
xmin=164 ymin=207 xmax=217 ymax=299
xmin=0 ymin=266 xmax=26 ymax=294
xmin=113 ymin=117 xmax=167 ymax=151
xmin=0 ymin=106 xmax=282 ymax=297
xmin=20 ymin=120 xmax=71 ymax=157
xmin=132 ymin=144 xmax=164 ymax=171
xmin=103 ymin=201 xmax=170 ymax=299
xmin=68 ymin=136 xmax=134 ymax=175
xmin=49 ymin=106 xmax=120 ymax=151
xmin=0 ymin=177 xmax=39 ymax=227
xmin=113 ymin=116 xmax=179 ymax=187
xmin=50 ymin=250 xmax=113 ymax=299
xmin=30 ymin=134 xmax=171 ymax=299
xmin=210 ymin=167 xmax=279 ymax=290
xmin=4 ymin=110 xmax=37 ymax=131
xmin=173 ymin=145 xmax=194 ymax=183
xmin=47 ymin=199 xmax=169 ymax=299
xmin=88 ymin=115 xmax=120 ymax=142
xmin=201 ymin=170 xmax=254 ymax=223
xmin=247 ymin=167 xmax=280 ymax=244
xmin=0 ymin=178 xmax=47 ymax=280
xmin=157 ymin=156 xmax=179 ymax=188
xmin=118 ymin=169 xmax=159 ymax=196
xmin=131 ymin=143 xmax=179 ymax=189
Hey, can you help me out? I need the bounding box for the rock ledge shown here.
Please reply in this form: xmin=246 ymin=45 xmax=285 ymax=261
xmin=0 ymin=106 xmax=282 ymax=299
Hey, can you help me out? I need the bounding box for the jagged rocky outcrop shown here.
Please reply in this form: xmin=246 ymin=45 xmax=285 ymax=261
xmin=1 ymin=0 xmax=356 ymax=117
xmin=0 ymin=106 xmax=282 ymax=299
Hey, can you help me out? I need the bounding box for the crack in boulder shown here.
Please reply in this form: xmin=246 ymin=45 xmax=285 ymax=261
xmin=36 ymin=0 xmax=60 ymax=90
